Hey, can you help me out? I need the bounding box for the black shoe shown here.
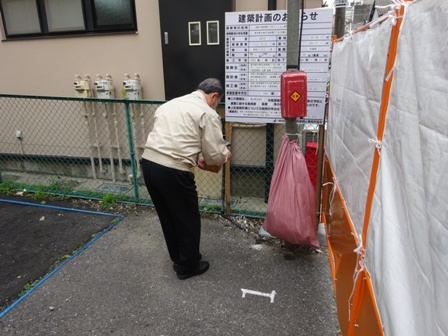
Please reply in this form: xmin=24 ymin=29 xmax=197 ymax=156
xmin=173 ymin=253 xmax=202 ymax=272
xmin=176 ymin=261 xmax=209 ymax=280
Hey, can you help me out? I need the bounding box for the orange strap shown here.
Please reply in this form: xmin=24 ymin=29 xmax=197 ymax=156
xmin=348 ymin=6 xmax=406 ymax=336
xmin=361 ymin=4 xmax=405 ymax=247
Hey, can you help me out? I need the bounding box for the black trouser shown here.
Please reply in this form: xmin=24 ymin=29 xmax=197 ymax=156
xmin=141 ymin=159 xmax=201 ymax=272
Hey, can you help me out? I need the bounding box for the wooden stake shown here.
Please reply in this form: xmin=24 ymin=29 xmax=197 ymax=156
xmin=225 ymin=122 xmax=233 ymax=215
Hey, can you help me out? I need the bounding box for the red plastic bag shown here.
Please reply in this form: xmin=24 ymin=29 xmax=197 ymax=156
xmin=263 ymin=135 xmax=320 ymax=249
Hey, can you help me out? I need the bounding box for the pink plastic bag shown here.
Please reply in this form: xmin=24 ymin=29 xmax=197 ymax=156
xmin=263 ymin=135 xmax=319 ymax=249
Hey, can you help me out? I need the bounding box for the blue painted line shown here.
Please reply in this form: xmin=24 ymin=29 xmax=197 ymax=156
xmin=0 ymin=198 xmax=120 ymax=217
xmin=0 ymin=199 xmax=124 ymax=319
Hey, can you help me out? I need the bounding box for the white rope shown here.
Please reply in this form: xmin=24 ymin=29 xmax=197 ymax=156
xmin=385 ymin=65 xmax=395 ymax=82
xmin=322 ymin=179 xmax=337 ymax=217
xmin=368 ymin=137 xmax=382 ymax=155
xmin=342 ymin=27 xmax=354 ymax=42
xmin=375 ymin=0 xmax=412 ymax=26
xmin=391 ymin=0 xmax=414 ymax=7
xmin=376 ymin=0 xmax=413 ymax=11
xmin=375 ymin=5 xmax=395 ymax=9
xmin=388 ymin=12 xmax=404 ymax=26
xmin=348 ymin=234 xmax=366 ymax=320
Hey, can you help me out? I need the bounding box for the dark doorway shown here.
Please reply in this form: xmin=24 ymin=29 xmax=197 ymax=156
xmin=158 ymin=0 xmax=232 ymax=100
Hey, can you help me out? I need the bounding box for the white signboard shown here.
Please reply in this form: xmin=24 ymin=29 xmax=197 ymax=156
xmin=225 ymin=8 xmax=333 ymax=124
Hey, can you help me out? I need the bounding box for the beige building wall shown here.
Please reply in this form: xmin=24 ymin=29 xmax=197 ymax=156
xmin=0 ymin=0 xmax=324 ymax=98
xmin=0 ymin=0 xmax=164 ymax=99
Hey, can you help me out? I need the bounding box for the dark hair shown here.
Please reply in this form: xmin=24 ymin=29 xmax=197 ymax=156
xmin=197 ymin=78 xmax=223 ymax=97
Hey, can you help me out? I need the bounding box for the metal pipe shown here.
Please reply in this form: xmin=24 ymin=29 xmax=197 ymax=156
xmin=285 ymin=0 xmax=302 ymax=141
xmin=286 ymin=0 xmax=300 ymax=70
xmin=265 ymin=124 xmax=275 ymax=203
xmin=139 ymin=104 xmax=146 ymax=151
xmin=130 ymin=104 xmax=141 ymax=178
xmin=83 ymin=101 xmax=97 ymax=179
xmin=112 ymin=104 xmax=125 ymax=175
xmin=18 ymin=139 xmax=25 ymax=155
xmin=316 ymin=123 xmax=326 ymax=223
xmin=103 ymin=103 xmax=116 ymax=182
xmin=91 ymin=102 xmax=104 ymax=173
xmin=124 ymin=101 xmax=140 ymax=201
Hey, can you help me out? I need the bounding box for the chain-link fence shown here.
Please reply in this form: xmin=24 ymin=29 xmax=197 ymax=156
xmin=0 ymin=94 xmax=321 ymax=217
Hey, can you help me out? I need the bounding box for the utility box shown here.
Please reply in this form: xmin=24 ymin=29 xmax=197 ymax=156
xmin=94 ymin=79 xmax=114 ymax=99
xmin=280 ymin=70 xmax=307 ymax=119
xmin=74 ymin=80 xmax=92 ymax=98
xmin=123 ymin=77 xmax=142 ymax=100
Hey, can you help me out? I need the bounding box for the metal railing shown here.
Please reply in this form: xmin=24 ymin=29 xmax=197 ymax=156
xmin=0 ymin=94 xmax=321 ymax=217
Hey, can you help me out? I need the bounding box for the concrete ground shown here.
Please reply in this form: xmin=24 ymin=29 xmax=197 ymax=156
xmin=0 ymin=207 xmax=340 ymax=336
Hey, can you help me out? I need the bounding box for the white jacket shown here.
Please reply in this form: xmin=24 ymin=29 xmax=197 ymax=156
xmin=142 ymin=91 xmax=230 ymax=171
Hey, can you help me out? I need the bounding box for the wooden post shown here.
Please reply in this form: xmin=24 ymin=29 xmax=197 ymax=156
xmin=225 ymin=122 xmax=233 ymax=215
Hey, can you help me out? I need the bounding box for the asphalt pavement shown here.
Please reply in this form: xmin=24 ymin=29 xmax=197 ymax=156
xmin=0 ymin=207 xmax=340 ymax=336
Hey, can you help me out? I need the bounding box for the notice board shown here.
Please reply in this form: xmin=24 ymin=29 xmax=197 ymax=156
xmin=225 ymin=8 xmax=333 ymax=124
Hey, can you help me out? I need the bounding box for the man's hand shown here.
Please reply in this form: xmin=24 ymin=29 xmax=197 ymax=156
xmin=197 ymin=157 xmax=222 ymax=173
xmin=198 ymin=157 xmax=207 ymax=170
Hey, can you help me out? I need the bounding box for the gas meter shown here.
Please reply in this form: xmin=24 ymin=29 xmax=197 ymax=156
xmin=74 ymin=75 xmax=92 ymax=98
xmin=94 ymin=74 xmax=114 ymax=99
xmin=122 ymin=73 xmax=142 ymax=100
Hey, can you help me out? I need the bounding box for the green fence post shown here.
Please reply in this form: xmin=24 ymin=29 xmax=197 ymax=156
xmin=124 ymin=101 xmax=140 ymax=202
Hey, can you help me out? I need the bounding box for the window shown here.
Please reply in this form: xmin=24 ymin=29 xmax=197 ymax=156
xmin=45 ymin=0 xmax=84 ymax=32
xmin=188 ymin=21 xmax=201 ymax=46
xmin=0 ymin=0 xmax=137 ymax=39
xmin=1 ymin=0 xmax=41 ymax=35
xmin=206 ymin=21 xmax=219 ymax=45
